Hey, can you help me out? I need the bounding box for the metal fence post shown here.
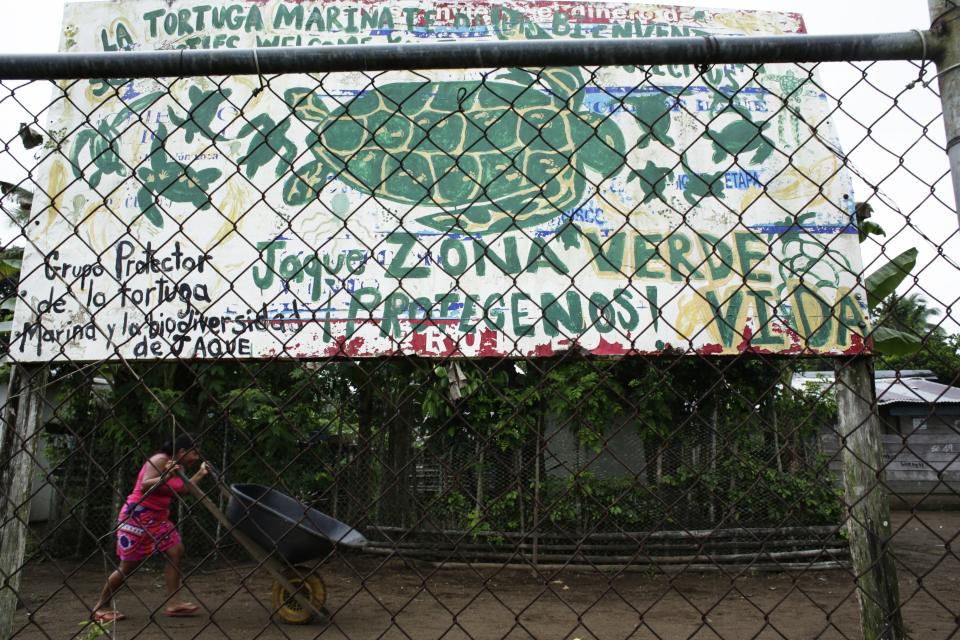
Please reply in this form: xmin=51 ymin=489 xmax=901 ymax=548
xmin=930 ymin=0 xmax=960 ymax=225
xmin=0 ymin=364 xmax=49 ymax=639
xmin=835 ymin=358 xmax=904 ymax=640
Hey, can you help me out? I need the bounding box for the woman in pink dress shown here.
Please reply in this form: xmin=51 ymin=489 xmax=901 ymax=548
xmin=90 ymin=434 xmax=209 ymax=622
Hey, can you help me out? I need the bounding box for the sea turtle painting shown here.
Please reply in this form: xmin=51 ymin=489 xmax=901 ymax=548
xmin=281 ymin=67 xmax=628 ymax=234
xmin=706 ymin=104 xmax=775 ymax=164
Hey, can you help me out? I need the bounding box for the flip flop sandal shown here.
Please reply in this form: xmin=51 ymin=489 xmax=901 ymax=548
xmin=164 ymin=603 xmax=200 ymax=617
xmin=92 ymin=610 xmax=126 ymax=623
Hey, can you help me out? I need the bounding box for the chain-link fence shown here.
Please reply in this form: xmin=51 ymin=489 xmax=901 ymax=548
xmin=1 ymin=1 xmax=959 ymax=639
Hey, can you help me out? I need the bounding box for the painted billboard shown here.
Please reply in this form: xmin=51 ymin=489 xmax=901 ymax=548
xmin=10 ymin=1 xmax=869 ymax=361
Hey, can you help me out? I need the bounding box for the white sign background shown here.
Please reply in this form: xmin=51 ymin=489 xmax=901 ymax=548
xmin=10 ymin=0 xmax=870 ymax=361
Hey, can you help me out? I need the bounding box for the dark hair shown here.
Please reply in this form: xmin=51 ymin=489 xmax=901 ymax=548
xmin=159 ymin=434 xmax=196 ymax=456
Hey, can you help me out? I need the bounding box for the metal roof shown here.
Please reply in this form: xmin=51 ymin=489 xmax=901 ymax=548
xmin=791 ymin=371 xmax=960 ymax=406
xmin=876 ymin=378 xmax=960 ymax=406
xmin=793 ymin=370 xmax=937 ymax=381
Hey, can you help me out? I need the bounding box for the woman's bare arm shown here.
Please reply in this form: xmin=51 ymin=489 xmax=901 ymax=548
xmin=139 ymin=454 xmax=179 ymax=491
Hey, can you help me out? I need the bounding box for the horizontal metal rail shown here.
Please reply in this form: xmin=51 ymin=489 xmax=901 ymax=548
xmin=0 ymin=31 xmax=935 ymax=81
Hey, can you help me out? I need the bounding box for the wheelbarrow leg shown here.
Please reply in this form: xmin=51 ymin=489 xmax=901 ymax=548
xmin=177 ymin=471 xmax=327 ymax=622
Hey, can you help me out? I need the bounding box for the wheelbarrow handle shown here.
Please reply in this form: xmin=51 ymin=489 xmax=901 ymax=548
xmin=194 ymin=462 xmax=249 ymax=512
xmin=175 ymin=469 xmax=326 ymax=622
xmin=196 ymin=461 xmax=232 ymax=499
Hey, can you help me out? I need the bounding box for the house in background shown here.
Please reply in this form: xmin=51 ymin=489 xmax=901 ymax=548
xmin=797 ymin=370 xmax=960 ymax=506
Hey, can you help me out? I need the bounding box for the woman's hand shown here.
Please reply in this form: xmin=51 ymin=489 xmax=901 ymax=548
xmin=190 ymin=461 xmax=209 ymax=485
xmin=163 ymin=459 xmax=182 ymax=475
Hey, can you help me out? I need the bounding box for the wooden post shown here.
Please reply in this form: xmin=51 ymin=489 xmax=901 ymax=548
xmin=835 ymin=358 xmax=904 ymax=640
xmin=532 ymin=392 xmax=544 ymax=571
xmin=0 ymin=364 xmax=49 ymax=640
xmin=515 ymin=446 xmax=525 ymax=545
xmin=474 ymin=440 xmax=484 ymax=514
xmin=213 ymin=415 xmax=230 ymax=560
xmin=0 ymin=366 xmax=19 ymax=476
xmin=709 ymin=402 xmax=718 ymax=524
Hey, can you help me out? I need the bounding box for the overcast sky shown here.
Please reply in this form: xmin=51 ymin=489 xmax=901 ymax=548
xmin=0 ymin=1 xmax=936 ymax=50
xmin=0 ymin=1 xmax=955 ymax=334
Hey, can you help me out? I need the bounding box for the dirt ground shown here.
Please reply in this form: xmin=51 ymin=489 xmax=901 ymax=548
xmin=12 ymin=510 xmax=960 ymax=640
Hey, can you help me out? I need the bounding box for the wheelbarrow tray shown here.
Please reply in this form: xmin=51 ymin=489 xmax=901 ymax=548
xmin=225 ymin=483 xmax=367 ymax=565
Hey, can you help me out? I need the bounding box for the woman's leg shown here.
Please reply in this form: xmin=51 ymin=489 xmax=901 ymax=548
xmin=92 ymin=559 xmax=142 ymax=615
xmin=161 ymin=542 xmax=197 ymax=613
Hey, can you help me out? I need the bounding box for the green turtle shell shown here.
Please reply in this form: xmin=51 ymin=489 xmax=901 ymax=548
xmin=284 ymin=75 xmax=616 ymax=233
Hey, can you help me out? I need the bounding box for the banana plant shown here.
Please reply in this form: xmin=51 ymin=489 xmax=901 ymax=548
xmin=857 ymin=203 xmax=922 ymax=355
xmin=865 ymin=247 xmax=921 ymax=355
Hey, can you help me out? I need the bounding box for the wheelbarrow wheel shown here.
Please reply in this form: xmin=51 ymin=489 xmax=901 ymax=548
xmin=271 ymin=566 xmax=327 ymax=625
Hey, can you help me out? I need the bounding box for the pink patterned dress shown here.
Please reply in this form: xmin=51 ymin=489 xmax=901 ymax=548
xmin=115 ymin=460 xmax=186 ymax=562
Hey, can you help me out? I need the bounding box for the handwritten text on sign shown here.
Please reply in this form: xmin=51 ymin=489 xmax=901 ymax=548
xmin=11 ymin=0 xmax=868 ymax=360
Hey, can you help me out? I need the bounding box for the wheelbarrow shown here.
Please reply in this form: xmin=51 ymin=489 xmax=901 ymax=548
xmin=178 ymin=471 xmax=367 ymax=624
